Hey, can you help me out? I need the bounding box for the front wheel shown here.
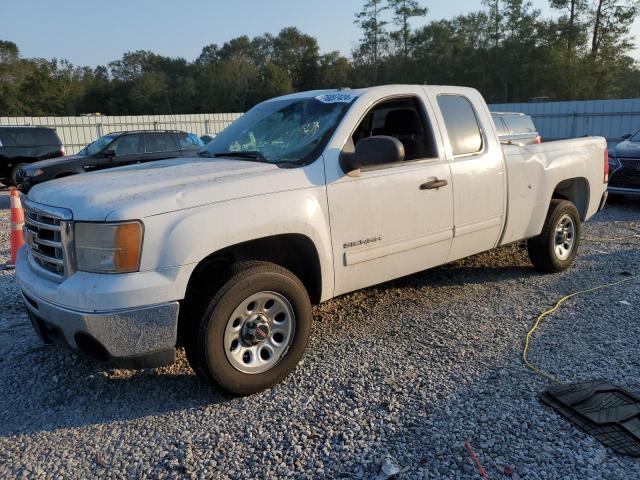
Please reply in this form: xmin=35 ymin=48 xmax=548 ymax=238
xmin=185 ymin=261 xmax=312 ymax=394
xmin=527 ymin=199 xmax=581 ymax=273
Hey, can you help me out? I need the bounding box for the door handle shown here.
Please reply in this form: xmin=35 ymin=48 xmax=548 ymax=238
xmin=420 ymin=179 xmax=448 ymax=190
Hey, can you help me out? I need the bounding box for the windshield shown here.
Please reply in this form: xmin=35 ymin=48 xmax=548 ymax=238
xmin=81 ymin=133 xmax=119 ymax=156
xmin=630 ymin=130 xmax=640 ymax=142
xmin=203 ymin=95 xmax=355 ymax=165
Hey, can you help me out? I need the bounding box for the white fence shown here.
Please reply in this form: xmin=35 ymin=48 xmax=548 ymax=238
xmin=0 ymin=113 xmax=243 ymax=155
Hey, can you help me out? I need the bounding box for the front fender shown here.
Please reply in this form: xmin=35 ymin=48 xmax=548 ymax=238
xmin=139 ymin=187 xmax=335 ymax=301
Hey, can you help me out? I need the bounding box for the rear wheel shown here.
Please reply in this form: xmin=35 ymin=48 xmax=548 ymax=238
xmin=527 ymin=199 xmax=581 ymax=273
xmin=185 ymin=261 xmax=312 ymax=394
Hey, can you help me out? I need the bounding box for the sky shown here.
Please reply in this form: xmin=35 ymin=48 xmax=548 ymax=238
xmin=2 ymin=0 xmax=639 ymax=66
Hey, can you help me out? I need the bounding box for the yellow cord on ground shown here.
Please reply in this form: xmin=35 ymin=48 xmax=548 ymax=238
xmin=523 ymin=274 xmax=639 ymax=384
xmin=523 ymin=222 xmax=640 ymax=382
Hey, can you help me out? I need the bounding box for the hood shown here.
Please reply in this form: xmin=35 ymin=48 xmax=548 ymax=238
xmin=23 ymin=154 xmax=86 ymax=170
xmin=28 ymin=157 xmax=313 ymax=221
xmin=610 ymin=140 xmax=640 ymax=159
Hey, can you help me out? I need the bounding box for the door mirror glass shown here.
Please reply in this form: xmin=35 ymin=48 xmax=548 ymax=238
xmin=341 ymin=136 xmax=405 ymax=175
xmin=103 ymin=149 xmax=116 ymax=158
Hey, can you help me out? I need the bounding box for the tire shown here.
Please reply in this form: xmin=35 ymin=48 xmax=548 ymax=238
xmin=527 ymin=199 xmax=581 ymax=273
xmin=8 ymin=163 xmax=26 ymax=186
xmin=185 ymin=261 xmax=312 ymax=395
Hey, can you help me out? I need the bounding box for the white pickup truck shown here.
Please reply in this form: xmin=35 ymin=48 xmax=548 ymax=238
xmin=16 ymin=85 xmax=609 ymax=394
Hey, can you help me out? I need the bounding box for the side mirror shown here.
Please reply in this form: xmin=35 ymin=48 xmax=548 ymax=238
xmin=340 ymin=136 xmax=405 ymax=176
xmin=621 ymin=134 xmax=632 ymax=140
xmin=103 ymin=149 xmax=116 ymax=158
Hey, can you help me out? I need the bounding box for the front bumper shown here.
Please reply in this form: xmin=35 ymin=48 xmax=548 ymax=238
xmin=608 ymin=157 xmax=640 ymax=194
xmin=608 ymin=186 xmax=640 ymax=196
xmin=16 ymin=247 xmax=185 ymax=369
xmin=21 ymin=289 xmax=179 ymax=369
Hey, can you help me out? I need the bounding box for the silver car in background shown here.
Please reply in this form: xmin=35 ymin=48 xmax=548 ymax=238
xmin=492 ymin=112 xmax=541 ymax=145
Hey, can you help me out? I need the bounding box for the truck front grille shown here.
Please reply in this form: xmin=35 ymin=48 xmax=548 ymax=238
xmin=23 ymin=201 xmax=71 ymax=278
xmin=609 ymin=159 xmax=640 ymax=189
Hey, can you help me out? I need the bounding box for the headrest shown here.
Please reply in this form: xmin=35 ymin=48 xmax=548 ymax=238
xmin=385 ymin=110 xmax=423 ymax=135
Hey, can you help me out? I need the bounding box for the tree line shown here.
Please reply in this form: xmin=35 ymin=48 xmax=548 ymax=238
xmin=0 ymin=0 xmax=638 ymax=117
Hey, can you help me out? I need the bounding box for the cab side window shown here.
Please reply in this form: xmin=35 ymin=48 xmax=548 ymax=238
xmin=145 ymin=133 xmax=177 ymax=153
xmin=351 ymin=97 xmax=437 ymax=162
xmin=112 ymin=134 xmax=144 ymax=156
xmin=436 ymin=95 xmax=483 ymax=156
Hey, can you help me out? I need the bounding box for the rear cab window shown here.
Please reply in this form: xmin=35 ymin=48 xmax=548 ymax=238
xmin=436 ymin=95 xmax=483 ymax=156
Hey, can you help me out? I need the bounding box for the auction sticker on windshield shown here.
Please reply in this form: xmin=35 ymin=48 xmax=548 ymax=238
xmin=315 ymin=93 xmax=358 ymax=104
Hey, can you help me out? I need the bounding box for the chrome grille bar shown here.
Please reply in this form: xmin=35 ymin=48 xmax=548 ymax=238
xmin=22 ymin=198 xmax=73 ymax=279
xmin=24 ymin=216 xmax=61 ymax=231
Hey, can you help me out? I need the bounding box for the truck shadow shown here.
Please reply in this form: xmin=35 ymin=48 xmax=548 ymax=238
xmin=0 ymin=343 xmax=235 ymax=437
xmin=368 ymin=243 xmax=537 ymax=292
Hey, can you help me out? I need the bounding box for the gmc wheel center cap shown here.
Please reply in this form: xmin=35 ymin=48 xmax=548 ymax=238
xmin=242 ymin=314 xmax=271 ymax=345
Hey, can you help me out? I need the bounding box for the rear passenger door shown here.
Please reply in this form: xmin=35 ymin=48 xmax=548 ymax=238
xmin=428 ymin=88 xmax=506 ymax=262
xmin=143 ymin=132 xmax=181 ymax=161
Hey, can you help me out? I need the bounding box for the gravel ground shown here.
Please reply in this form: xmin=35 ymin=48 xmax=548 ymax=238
xmin=0 ymin=188 xmax=639 ymax=479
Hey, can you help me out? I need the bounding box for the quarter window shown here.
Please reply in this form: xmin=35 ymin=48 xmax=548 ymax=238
xmin=437 ymin=95 xmax=483 ymax=156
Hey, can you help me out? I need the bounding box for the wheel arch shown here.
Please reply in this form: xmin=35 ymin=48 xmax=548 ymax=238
xmin=551 ymin=177 xmax=590 ymax=221
xmin=178 ymin=233 xmax=323 ymax=345
xmin=190 ymin=233 xmax=322 ymax=302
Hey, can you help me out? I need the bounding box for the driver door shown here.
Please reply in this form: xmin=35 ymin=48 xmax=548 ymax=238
xmin=326 ymin=94 xmax=454 ymax=296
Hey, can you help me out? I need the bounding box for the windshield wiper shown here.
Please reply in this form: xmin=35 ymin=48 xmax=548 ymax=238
xmin=211 ymin=151 xmax=269 ymax=163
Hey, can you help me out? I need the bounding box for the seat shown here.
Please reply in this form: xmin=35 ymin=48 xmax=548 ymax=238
xmin=383 ymin=109 xmax=426 ymax=160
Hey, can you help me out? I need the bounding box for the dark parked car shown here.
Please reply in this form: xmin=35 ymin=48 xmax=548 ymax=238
xmin=492 ymin=112 xmax=541 ymax=145
xmin=0 ymin=126 xmax=65 ymax=186
xmin=608 ymin=130 xmax=640 ymax=195
xmin=16 ymin=130 xmax=204 ymax=192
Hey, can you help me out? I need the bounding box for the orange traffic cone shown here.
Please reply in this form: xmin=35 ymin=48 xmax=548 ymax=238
xmin=5 ymin=188 xmax=25 ymax=269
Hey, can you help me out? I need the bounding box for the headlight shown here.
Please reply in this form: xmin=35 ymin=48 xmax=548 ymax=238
xmin=24 ymin=169 xmax=44 ymax=177
xmin=74 ymin=222 xmax=143 ymax=273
